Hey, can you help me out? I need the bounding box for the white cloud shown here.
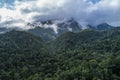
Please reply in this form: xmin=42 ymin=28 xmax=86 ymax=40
xmin=0 ymin=0 xmax=120 ymax=30
xmin=86 ymin=0 xmax=120 ymax=25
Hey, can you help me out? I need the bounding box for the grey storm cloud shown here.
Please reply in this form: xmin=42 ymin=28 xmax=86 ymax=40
xmin=0 ymin=0 xmax=120 ymax=29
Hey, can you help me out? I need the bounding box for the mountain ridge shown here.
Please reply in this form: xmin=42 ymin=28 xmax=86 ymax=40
xmin=0 ymin=19 xmax=114 ymax=41
xmin=0 ymin=27 xmax=120 ymax=80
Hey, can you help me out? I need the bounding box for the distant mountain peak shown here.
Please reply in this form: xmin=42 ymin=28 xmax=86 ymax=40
xmin=87 ymin=23 xmax=113 ymax=30
xmin=28 ymin=18 xmax=81 ymax=41
xmin=97 ymin=22 xmax=112 ymax=27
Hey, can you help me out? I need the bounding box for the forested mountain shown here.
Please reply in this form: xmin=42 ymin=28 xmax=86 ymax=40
xmin=87 ymin=23 xmax=113 ymax=30
xmin=0 ymin=19 xmax=113 ymax=42
xmin=0 ymin=27 xmax=120 ymax=80
xmin=49 ymin=27 xmax=120 ymax=53
xmin=0 ymin=0 xmax=120 ymax=79
xmin=28 ymin=19 xmax=81 ymax=42
xmin=49 ymin=30 xmax=103 ymax=53
xmin=0 ymin=27 xmax=10 ymax=34
xmin=28 ymin=27 xmax=57 ymax=42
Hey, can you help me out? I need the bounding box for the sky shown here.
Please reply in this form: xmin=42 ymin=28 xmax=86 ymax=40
xmin=0 ymin=0 xmax=120 ymax=29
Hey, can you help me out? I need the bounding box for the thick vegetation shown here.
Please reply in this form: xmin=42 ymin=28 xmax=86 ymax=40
xmin=0 ymin=28 xmax=120 ymax=80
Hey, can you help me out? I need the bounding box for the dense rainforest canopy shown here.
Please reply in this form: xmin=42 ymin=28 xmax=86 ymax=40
xmin=0 ymin=28 xmax=120 ymax=80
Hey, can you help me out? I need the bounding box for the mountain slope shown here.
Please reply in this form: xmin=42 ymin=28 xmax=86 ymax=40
xmin=0 ymin=27 xmax=10 ymax=34
xmin=28 ymin=27 xmax=57 ymax=42
xmin=49 ymin=27 xmax=120 ymax=53
xmin=28 ymin=19 xmax=81 ymax=41
xmin=49 ymin=29 xmax=102 ymax=53
xmin=0 ymin=30 xmax=44 ymax=53
xmin=87 ymin=23 xmax=113 ymax=30
xmin=0 ymin=27 xmax=120 ymax=80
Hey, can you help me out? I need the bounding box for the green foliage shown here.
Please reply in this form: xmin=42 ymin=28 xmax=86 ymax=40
xmin=0 ymin=28 xmax=120 ymax=80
